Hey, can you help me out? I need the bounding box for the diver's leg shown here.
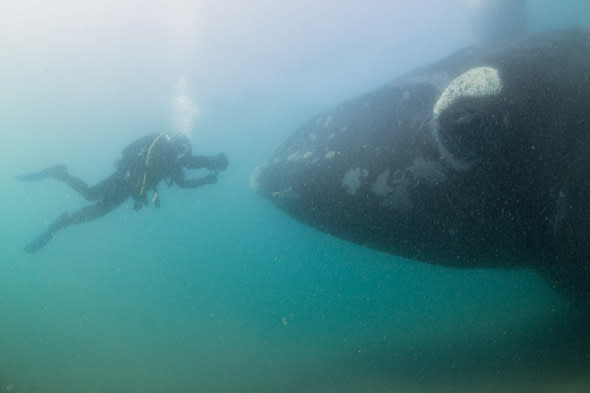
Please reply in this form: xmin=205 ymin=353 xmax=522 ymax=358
xmin=54 ymin=171 xmax=103 ymax=201
xmin=24 ymin=212 xmax=71 ymax=253
xmin=17 ymin=165 xmax=107 ymax=201
xmin=16 ymin=165 xmax=67 ymax=181
xmin=66 ymin=201 xmax=119 ymax=225
xmin=24 ymin=200 xmax=122 ymax=253
xmin=184 ymin=153 xmax=228 ymax=170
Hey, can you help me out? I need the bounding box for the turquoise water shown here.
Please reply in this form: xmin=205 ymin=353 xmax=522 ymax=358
xmin=2 ymin=1 xmax=590 ymax=392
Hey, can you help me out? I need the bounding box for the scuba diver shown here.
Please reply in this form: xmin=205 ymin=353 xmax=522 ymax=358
xmin=17 ymin=132 xmax=228 ymax=253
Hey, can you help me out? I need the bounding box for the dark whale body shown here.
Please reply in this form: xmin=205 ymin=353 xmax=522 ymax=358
xmin=252 ymin=30 xmax=590 ymax=306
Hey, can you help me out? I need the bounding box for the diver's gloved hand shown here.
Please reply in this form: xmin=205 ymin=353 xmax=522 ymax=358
xmin=204 ymin=172 xmax=218 ymax=185
xmin=210 ymin=153 xmax=228 ymax=171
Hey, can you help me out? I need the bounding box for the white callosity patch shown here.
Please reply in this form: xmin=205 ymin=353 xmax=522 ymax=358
xmin=433 ymin=66 xmax=502 ymax=118
xmin=287 ymin=152 xmax=302 ymax=162
xmin=315 ymin=114 xmax=334 ymax=128
xmin=371 ymin=162 xmax=446 ymax=213
xmin=249 ymin=164 xmax=266 ymax=192
xmin=369 ymin=169 xmax=413 ymax=213
xmin=342 ymin=168 xmax=368 ymax=195
xmin=371 ymin=170 xmax=393 ymax=196
xmin=407 ymin=157 xmax=447 ymax=185
xmin=325 ymin=151 xmax=337 ymax=159
xmin=380 ymin=171 xmax=413 ymax=213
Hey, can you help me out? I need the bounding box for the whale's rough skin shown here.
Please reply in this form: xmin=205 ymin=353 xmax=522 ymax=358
xmin=253 ymin=30 xmax=590 ymax=306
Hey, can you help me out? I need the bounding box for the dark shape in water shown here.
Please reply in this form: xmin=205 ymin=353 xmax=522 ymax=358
xmin=18 ymin=134 xmax=229 ymax=252
xmin=252 ymin=30 xmax=590 ymax=307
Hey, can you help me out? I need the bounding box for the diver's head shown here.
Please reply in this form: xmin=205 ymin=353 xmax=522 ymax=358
xmin=169 ymin=133 xmax=193 ymax=163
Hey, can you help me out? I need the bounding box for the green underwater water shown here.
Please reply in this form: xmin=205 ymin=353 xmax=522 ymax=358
xmin=2 ymin=1 xmax=590 ymax=392
xmin=3 ymin=144 xmax=590 ymax=393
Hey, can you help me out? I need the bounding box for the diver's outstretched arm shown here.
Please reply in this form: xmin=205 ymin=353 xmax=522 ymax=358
xmin=173 ymin=172 xmax=218 ymax=189
xmin=184 ymin=153 xmax=228 ymax=171
xmin=24 ymin=200 xmax=122 ymax=253
xmin=17 ymin=165 xmax=101 ymax=201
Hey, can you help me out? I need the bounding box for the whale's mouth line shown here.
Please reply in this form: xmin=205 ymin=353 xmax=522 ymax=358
xmin=430 ymin=118 xmax=477 ymax=172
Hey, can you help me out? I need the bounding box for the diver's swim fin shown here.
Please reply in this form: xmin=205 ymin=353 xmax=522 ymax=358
xmin=16 ymin=165 xmax=67 ymax=181
xmin=24 ymin=213 xmax=69 ymax=253
xmin=24 ymin=227 xmax=56 ymax=253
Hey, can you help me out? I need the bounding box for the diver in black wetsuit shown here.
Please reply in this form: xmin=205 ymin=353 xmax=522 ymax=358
xmin=17 ymin=132 xmax=228 ymax=253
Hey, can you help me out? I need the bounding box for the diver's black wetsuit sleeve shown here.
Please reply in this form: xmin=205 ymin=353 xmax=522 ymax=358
xmin=171 ymin=166 xmax=217 ymax=189
xmin=184 ymin=153 xmax=228 ymax=171
xmin=54 ymin=171 xmax=103 ymax=201
xmin=171 ymin=153 xmax=226 ymax=188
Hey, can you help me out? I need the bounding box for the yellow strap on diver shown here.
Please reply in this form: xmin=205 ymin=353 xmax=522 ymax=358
xmin=139 ymin=132 xmax=166 ymax=197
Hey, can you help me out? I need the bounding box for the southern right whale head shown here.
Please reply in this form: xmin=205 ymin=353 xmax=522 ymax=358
xmin=252 ymin=30 xmax=590 ymax=306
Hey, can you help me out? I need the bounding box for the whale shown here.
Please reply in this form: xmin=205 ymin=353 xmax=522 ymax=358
xmin=252 ymin=30 xmax=590 ymax=306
